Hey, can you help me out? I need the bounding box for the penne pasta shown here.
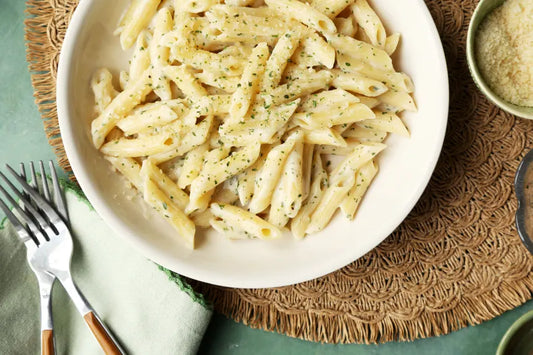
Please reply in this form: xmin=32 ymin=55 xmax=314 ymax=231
xmin=248 ymin=129 xmax=303 ymax=213
xmin=340 ymin=160 xmax=378 ymax=219
xmin=210 ymin=203 xmax=282 ymax=240
xmin=291 ymin=151 xmax=328 ymax=238
xmin=92 ymin=0 xmax=415 ymax=246
xmin=118 ymin=0 xmax=160 ymax=50
xmin=91 ymin=69 xmax=153 ymax=149
xmin=351 ymin=0 xmax=387 ymax=48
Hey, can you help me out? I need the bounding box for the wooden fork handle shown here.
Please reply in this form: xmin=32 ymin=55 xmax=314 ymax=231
xmin=84 ymin=312 xmax=123 ymax=355
xmin=41 ymin=329 xmax=54 ymax=355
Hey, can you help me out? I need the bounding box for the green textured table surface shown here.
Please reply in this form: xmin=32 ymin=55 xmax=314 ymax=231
xmin=1 ymin=1 xmax=533 ymax=354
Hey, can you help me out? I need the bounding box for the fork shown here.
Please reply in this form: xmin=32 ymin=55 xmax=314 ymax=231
xmin=17 ymin=162 xmax=62 ymax=355
xmin=0 ymin=162 xmax=125 ymax=355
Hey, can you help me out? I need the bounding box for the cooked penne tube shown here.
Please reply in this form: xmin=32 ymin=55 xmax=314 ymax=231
xmin=104 ymin=156 xmax=143 ymax=190
xmin=143 ymin=179 xmax=196 ymax=248
xmin=280 ymin=141 xmax=304 ymax=218
xmin=268 ymin=179 xmax=290 ymax=228
xmin=248 ymin=129 xmax=303 ymax=213
xmin=328 ymin=34 xmax=394 ymax=72
xmin=337 ymin=53 xmax=414 ymax=93
xmin=186 ymin=146 xmax=230 ymax=214
xmin=176 ymin=0 xmax=220 ymax=13
xmin=171 ymin=44 xmax=245 ymax=77
xmin=308 ymin=0 xmax=355 ymax=18
xmin=116 ymin=100 xmax=186 ymax=135
xmin=237 ymin=144 xmax=273 ymax=205
xmin=316 ymin=138 xmax=368 ymax=155
xmin=150 ymin=115 xmax=213 ymax=164
xmin=358 ymin=111 xmax=409 ymax=137
xmin=195 ymin=71 xmax=240 ymax=93
xmin=342 ymin=125 xmax=388 ymax=142
xmin=302 ymin=128 xmax=347 ymax=146
xmin=91 ymin=69 xmax=153 ymax=149
xmin=178 ymin=143 xmax=209 ymax=189
xmin=340 ymin=160 xmax=378 ymax=219
xmin=220 ymin=99 xmax=299 ymax=145
xmin=299 ymin=88 xmax=360 ymax=112
xmin=291 ymin=151 xmax=327 ymax=238
xmin=330 ymin=143 xmax=386 ymax=178
xmin=229 ymin=43 xmax=270 ymax=122
xmin=210 ymin=203 xmax=282 ymax=239
xmin=261 ymin=30 xmax=302 ymax=92
xmin=332 ymin=70 xmax=389 ymax=97
xmin=265 ymin=0 xmax=337 ymax=35
xmin=91 ymin=68 xmax=118 ymax=114
xmin=300 ymin=32 xmax=336 ymax=69
xmin=301 ymin=144 xmax=314 ymax=201
xmin=206 ymin=7 xmax=287 ymax=37
xmin=188 ymin=143 xmax=261 ymax=213
xmin=268 ymin=141 xmax=304 ymax=227
xmin=305 ymin=172 xmax=356 ymax=234
xmin=150 ymin=8 xmax=173 ymax=100
xmin=377 ymin=90 xmax=417 ymax=112
xmin=140 ymin=159 xmax=189 ymax=210
xmin=292 ymin=102 xmax=375 ymax=128
xmin=210 ymin=218 xmax=251 ymax=239
xmin=351 ymin=0 xmax=387 ymax=48
xmin=118 ymin=0 xmax=160 ymax=50
xmin=385 ymin=33 xmax=401 ymax=55
xmin=269 ymin=70 xmax=334 ymax=105
xmin=100 ymin=127 xmax=180 ymax=158
xmin=164 ymin=66 xmax=208 ymax=99
xmin=208 ymin=4 xmax=278 ymax=18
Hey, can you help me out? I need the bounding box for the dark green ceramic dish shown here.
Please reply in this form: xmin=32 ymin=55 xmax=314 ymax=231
xmin=497 ymin=310 xmax=533 ymax=355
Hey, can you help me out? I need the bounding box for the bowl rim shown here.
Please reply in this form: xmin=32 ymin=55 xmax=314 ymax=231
xmin=496 ymin=309 xmax=533 ymax=355
xmin=466 ymin=0 xmax=533 ymax=120
xmin=56 ymin=0 xmax=450 ymax=288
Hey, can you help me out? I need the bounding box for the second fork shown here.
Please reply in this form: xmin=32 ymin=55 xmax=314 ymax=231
xmin=0 ymin=162 xmax=125 ymax=355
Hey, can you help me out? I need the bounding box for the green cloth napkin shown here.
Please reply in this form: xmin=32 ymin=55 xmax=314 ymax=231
xmin=0 ymin=187 xmax=212 ymax=355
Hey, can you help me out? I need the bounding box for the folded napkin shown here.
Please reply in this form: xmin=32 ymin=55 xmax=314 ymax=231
xmin=0 ymin=186 xmax=212 ymax=355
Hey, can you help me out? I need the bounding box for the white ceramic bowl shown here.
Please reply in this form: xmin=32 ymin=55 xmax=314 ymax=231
xmin=57 ymin=0 xmax=448 ymax=288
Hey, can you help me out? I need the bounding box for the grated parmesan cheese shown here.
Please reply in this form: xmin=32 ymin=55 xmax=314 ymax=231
xmin=476 ymin=0 xmax=533 ymax=107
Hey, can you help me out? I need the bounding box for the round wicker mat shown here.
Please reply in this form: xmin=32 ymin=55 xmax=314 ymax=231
xmin=24 ymin=0 xmax=533 ymax=344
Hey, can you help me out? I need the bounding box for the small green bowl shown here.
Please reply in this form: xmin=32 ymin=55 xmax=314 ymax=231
xmin=496 ymin=309 xmax=533 ymax=355
xmin=466 ymin=0 xmax=533 ymax=119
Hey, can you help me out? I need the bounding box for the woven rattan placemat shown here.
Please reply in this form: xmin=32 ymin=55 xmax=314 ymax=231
xmin=24 ymin=0 xmax=533 ymax=344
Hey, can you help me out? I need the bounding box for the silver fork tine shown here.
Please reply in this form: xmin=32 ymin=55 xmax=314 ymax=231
xmin=49 ymin=161 xmax=68 ymax=221
xmin=4 ymin=164 xmax=63 ymax=227
xmin=39 ymin=161 xmax=51 ymax=202
xmin=19 ymin=163 xmax=30 ymax=209
xmin=19 ymin=163 xmax=26 ymax=181
xmin=0 ymin=170 xmax=55 ymax=241
xmin=18 ymin=164 xmax=41 ymax=245
xmin=0 ymin=184 xmax=46 ymax=244
xmin=30 ymin=161 xmax=38 ymax=190
xmin=0 ymin=196 xmax=36 ymax=246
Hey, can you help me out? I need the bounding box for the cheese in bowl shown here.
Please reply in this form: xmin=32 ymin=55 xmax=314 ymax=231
xmin=90 ymin=0 xmax=415 ymax=249
xmin=475 ymin=0 xmax=533 ymax=108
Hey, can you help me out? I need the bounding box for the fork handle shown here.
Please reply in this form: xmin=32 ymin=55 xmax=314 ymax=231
xmin=58 ymin=276 xmax=125 ymax=354
xmin=83 ymin=312 xmax=122 ymax=355
xmin=41 ymin=329 xmax=54 ymax=355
